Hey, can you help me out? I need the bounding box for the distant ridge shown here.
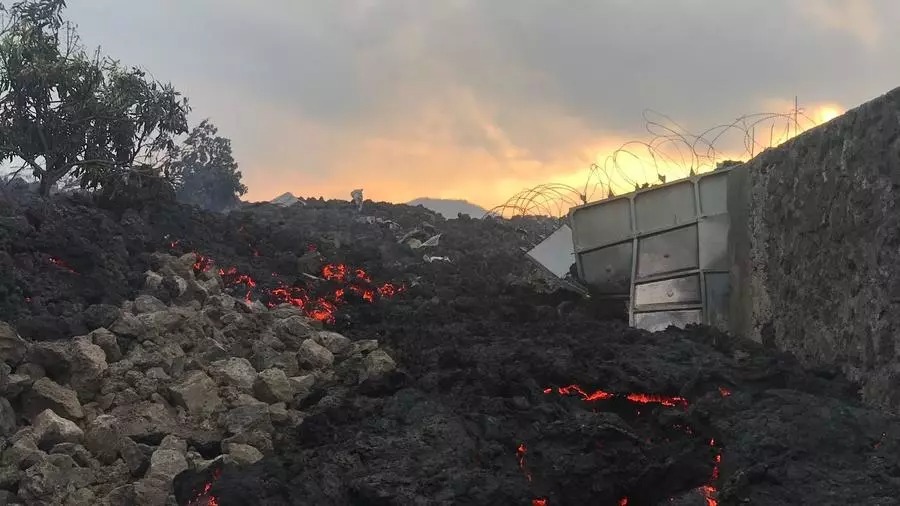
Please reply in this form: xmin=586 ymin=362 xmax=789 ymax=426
xmin=407 ymin=197 xmax=488 ymax=219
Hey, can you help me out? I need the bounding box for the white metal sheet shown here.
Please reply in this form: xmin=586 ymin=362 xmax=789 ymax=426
xmin=579 ymin=241 xmax=633 ymax=293
xmin=636 ymin=225 xmax=699 ymax=278
xmin=634 ymin=181 xmax=696 ymax=232
xmin=698 ymin=214 xmax=730 ymax=270
xmin=634 ymin=275 xmax=701 ymax=307
xmin=526 ymin=225 xmax=576 ymax=279
xmin=698 ymin=172 xmax=728 ymax=216
xmin=570 ymin=198 xmax=632 ymax=251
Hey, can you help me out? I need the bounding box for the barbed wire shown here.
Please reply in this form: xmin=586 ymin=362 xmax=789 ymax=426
xmin=489 ymin=102 xmax=825 ymax=218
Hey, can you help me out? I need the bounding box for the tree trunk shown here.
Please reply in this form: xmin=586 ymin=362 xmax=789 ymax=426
xmin=38 ymin=170 xmax=63 ymax=197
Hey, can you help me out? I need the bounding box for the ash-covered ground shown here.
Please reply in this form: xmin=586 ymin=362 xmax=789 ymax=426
xmin=2 ymin=191 xmax=900 ymax=505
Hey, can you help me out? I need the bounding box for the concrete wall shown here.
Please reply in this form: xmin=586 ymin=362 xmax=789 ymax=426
xmin=735 ymin=86 xmax=900 ymax=409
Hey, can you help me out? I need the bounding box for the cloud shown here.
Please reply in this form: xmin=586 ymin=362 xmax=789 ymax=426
xmin=792 ymin=0 xmax=883 ymax=48
xmin=62 ymin=1 xmax=900 ymax=210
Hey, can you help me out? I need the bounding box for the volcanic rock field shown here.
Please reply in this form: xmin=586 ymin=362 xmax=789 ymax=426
xmin=1 ymin=189 xmax=899 ymax=505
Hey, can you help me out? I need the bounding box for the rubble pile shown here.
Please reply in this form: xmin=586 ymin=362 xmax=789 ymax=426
xmin=0 ymin=253 xmax=397 ymax=505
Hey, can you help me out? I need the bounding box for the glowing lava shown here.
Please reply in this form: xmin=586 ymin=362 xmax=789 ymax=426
xmin=702 ymin=438 xmax=721 ymax=506
xmin=625 ymin=392 xmax=688 ymax=408
xmin=183 ymin=248 xmax=404 ymax=324
xmin=193 ymin=254 xmax=214 ymax=273
xmin=187 ymin=467 xmax=222 ymax=506
xmin=516 ymin=443 xmax=532 ymax=482
xmin=544 ymin=384 xmax=687 ymax=408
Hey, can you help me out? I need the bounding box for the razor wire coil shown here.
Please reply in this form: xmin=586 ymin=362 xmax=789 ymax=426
xmin=488 ymin=105 xmax=824 ymax=219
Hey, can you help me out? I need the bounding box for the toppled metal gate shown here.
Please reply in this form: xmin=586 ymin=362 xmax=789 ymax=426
xmin=566 ymin=167 xmax=740 ymax=332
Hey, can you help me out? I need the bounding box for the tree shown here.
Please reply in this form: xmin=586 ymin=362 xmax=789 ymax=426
xmin=169 ymin=119 xmax=247 ymax=212
xmin=0 ymin=0 xmax=190 ymax=197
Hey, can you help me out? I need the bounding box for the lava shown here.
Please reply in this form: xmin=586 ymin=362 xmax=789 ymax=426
xmin=48 ymin=256 xmax=77 ymax=274
xmin=187 ymin=467 xmax=222 ymax=506
xmin=545 ymin=384 xmax=687 ymax=408
xmin=516 ymin=443 xmax=532 ymax=482
xmin=322 ymin=263 xmax=348 ymax=281
xmin=377 ymin=283 xmax=401 ymax=297
xmin=218 ymin=266 xmax=257 ymax=301
xmin=193 ymin=254 xmax=214 ymax=273
xmin=702 ymin=438 xmax=721 ymax=506
xmin=625 ymin=393 xmax=688 ymax=408
xmin=548 ymin=384 xmax=614 ymax=401
xmin=182 ymin=246 xmax=403 ymax=324
xmin=517 ymin=442 xmax=546 ymax=505
xmin=533 ymin=385 xmax=725 ymax=504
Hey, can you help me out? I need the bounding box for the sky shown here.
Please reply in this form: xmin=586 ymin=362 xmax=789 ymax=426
xmin=61 ymin=0 xmax=900 ymax=210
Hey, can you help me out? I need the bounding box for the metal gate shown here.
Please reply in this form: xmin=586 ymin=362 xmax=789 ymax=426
xmin=568 ymin=168 xmax=735 ymax=332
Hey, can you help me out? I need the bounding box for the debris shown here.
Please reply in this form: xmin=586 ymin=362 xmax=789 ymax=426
xmin=399 ymin=230 xmax=442 ymax=250
xmin=423 ymin=255 xmax=451 ymax=263
xmin=525 ymin=225 xmax=575 ymax=279
xmin=417 ymin=233 xmax=441 ymax=248
xmin=397 ymin=229 xmax=426 ymax=245
xmin=356 ymin=215 xmax=401 ymax=230
xmin=270 ymin=192 xmax=305 ymax=207
xmin=524 ymin=224 xmax=588 ymax=296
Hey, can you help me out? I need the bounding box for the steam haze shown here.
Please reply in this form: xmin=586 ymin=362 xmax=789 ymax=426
xmin=64 ymin=0 xmax=900 ymax=209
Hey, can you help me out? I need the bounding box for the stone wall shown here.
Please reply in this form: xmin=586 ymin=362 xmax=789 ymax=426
xmin=734 ymin=86 xmax=900 ymax=409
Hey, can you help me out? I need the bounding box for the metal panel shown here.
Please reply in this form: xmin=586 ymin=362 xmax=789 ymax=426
xmin=526 ymin=225 xmax=576 ymax=278
xmin=634 ymin=275 xmax=701 ymax=307
xmin=698 ymin=214 xmax=730 ymax=270
xmin=634 ymin=309 xmax=702 ymax=332
xmin=704 ymin=272 xmax=730 ymax=329
xmin=634 ymin=182 xmax=696 ymax=232
xmin=566 ymin=164 xmax=745 ymax=334
xmin=636 ymin=226 xmax=699 ymax=278
xmin=579 ymin=241 xmax=633 ymax=294
xmin=570 ymin=198 xmax=632 ymax=251
xmin=698 ymin=172 xmax=728 ymax=216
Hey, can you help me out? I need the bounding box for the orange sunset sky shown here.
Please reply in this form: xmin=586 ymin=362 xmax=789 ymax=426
xmin=61 ymin=0 xmax=900 ymax=211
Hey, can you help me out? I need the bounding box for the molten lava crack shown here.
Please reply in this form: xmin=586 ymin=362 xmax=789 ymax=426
xmin=518 ymin=385 xmax=727 ymax=505
xmin=187 ymin=467 xmax=222 ymax=506
xmin=544 ymin=384 xmax=688 ymax=408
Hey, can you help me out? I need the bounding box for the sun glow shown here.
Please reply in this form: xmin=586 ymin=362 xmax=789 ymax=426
xmin=815 ymin=105 xmax=843 ymax=124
